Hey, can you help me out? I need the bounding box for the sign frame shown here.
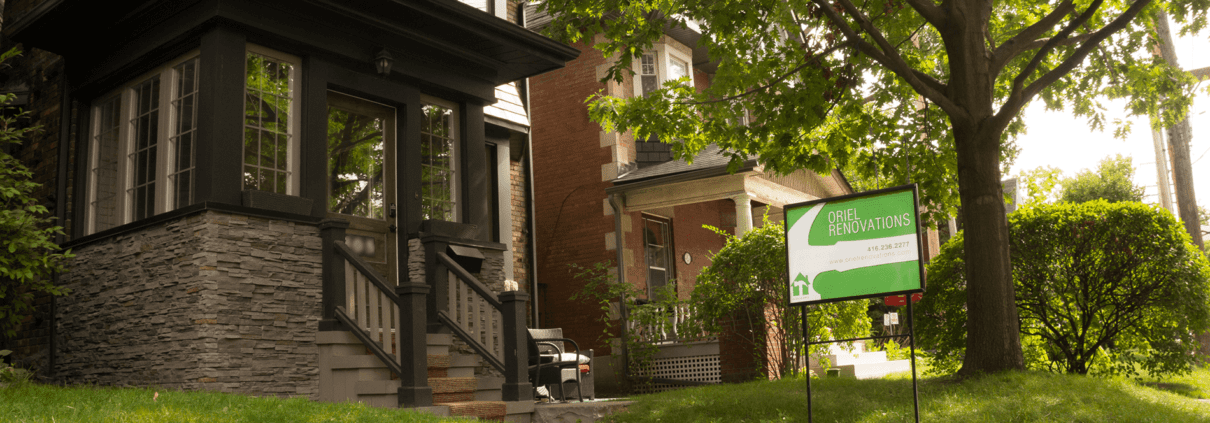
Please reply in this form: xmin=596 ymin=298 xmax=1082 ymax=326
xmin=783 ymin=183 xmax=926 ymax=306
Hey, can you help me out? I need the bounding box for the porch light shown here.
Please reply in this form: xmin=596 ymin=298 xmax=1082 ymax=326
xmin=375 ymin=48 xmax=394 ymax=76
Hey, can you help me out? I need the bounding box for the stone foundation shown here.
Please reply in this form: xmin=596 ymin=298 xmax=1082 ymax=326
xmin=54 ymin=210 xmax=323 ymax=397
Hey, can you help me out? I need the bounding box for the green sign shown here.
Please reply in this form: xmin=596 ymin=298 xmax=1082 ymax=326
xmin=785 ymin=184 xmax=924 ymax=305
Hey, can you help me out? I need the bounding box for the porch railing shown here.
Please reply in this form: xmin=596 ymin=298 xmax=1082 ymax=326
xmin=627 ymin=303 xmax=717 ymax=345
xmin=320 ymin=219 xmax=431 ymax=407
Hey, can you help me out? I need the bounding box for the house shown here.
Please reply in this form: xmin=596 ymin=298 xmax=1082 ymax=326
xmin=522 ymin=7 xmax=863 ymax=387
xmin=1 ymin=0 xmax=578 ymax=419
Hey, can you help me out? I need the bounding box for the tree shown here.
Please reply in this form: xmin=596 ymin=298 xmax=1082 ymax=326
xmin=0 ymin=49 xmax=72 ymax=338
xmin=539 ymin=0 xmax=1208 ymax=374
xmin=1059 ymin=155 xmax=1145 ymax=204
xmin=918 ymin=201 xmax=1210 ymax=377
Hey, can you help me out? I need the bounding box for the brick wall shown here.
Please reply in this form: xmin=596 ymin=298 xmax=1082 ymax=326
xmin=528 ymin=39 xmax=619 ymax=354
xmin=54 ymin=211 xmax=324 ymax=397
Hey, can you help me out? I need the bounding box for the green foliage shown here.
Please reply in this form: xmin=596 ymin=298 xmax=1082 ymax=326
xmin=0 ymin=350 xmax=33 ymax=385
xmin=918 ymin=201 xmax=1210 ymax=377
xmin=1059 ymin=155 xmax=1146 ymax=204
xmin=0 ymin=48 xmax=72 ymax=339
xmin=693 ymin=217 xmax=869 ymax=378
xmin=1018 ymin=166 xmax=1064 ymax=207
xmin=569 ymin=262 xmax=692 ymax=387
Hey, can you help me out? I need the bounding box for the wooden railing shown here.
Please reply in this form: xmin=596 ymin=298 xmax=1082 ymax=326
xmin=627 ymin=303 xmax=717 ymax=345
xmin=319 ymin=219 xmax=431 ymax=408
xmin=435 ymin=252 xmax=506 ymax=372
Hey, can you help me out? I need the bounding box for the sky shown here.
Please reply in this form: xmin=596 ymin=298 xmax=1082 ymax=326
xmin=1007 ymin=28 xmax=1210 ymax=217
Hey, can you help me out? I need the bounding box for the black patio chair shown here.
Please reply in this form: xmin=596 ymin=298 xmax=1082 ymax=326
xmin=527 ymin=328 xmax=592 ymax=402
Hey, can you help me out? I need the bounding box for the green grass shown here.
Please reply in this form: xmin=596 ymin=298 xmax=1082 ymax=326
xmin=1135 ymin=365 xmax=1210 ymax=399
xmin=0 ymin=384 xmax=473 ymax=423
xmin=605 ymin=368 xmax=1210 ymax=422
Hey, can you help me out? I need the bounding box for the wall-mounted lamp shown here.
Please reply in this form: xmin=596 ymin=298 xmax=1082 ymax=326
xmin=375 ymin=48 xmax=394 ymax=76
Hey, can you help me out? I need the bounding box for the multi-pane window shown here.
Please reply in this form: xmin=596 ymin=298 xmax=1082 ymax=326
xmin=170 ymin=60 xmax=199 ymax=208
xmin=420 ymin=97 xmax=458 ymax=221
xmin=86 ymin=54 xmax=200 ymax=235
xmin=644 ymin=216 xmax=674 ymax=298
xmin=243 ymin=48 xmax=297 ymax=195
xmin=639 ymin=53 xmax=658 ymax=96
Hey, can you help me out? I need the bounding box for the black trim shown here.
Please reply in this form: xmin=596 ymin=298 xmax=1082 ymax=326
xmin=63 ymin=201 xmax=323 ymax=250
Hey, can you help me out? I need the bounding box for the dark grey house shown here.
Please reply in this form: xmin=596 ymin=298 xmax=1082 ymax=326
xmin=2 ymin=0 xmax=576 ymax=419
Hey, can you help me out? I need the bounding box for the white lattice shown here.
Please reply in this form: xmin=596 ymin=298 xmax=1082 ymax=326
xmin=634 ymin=354 xmax=720 ymax=394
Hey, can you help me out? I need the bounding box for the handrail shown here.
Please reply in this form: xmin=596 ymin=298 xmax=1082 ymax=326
xmin=436 ymin=252 xmax=502 ymax=309
xmin=333 ymin=306 xmax=404 ymax=376
xmin=437 ymin=311 xmax=506 ymax=373
xmin=334 ymin=241 xmax=400 ymax=303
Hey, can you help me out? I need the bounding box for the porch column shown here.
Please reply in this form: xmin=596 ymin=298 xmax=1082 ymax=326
xmin=732 ymin=193 xmax=753 ymax=236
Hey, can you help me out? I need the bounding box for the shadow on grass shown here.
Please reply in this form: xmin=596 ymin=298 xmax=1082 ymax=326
xmin=605 ymin=372 xmax=1210 ymax=423
xmin=1139 ymin=382 xmax=1203 ymax=399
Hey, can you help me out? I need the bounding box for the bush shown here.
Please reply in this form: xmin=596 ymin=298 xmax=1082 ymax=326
xmin=0 ymin=48 xmax=72 ymax=338
xmin=0 ymin=350 xmax=33 ymax=385
xmin=917 ymin=201 xmax=1210 ymax=377
xmin=693 ymin=217 xmax=870 ymax=379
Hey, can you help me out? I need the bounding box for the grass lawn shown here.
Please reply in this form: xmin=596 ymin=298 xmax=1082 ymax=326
xmin=605 ymin=366 xmax=1210 ymax=422
xmin=0 ymin=383 xmax=473 ymax=423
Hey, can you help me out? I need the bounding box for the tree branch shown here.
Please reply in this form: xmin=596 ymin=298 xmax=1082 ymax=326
xmin=902 ymin=0 xmax=946 ymax=28
xmin=681 ymin=41 xmax=854 ymax=105
xmin=991 ymin=0 xmax=1078 ymax=74
xmin=993 ymin=0 xmax=1152 ymax=134
xmin=808 ymin=0 xmax=960 ymax=118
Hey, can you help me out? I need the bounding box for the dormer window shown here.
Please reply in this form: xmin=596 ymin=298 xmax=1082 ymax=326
xmin=633 ymin=41 xmax=693 ymax=98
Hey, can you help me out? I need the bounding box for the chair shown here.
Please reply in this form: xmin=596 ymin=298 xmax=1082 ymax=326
xmin=528 ymin=328 xmax=592 ymax=402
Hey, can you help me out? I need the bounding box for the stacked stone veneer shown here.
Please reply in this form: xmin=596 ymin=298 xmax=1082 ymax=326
xmin=55 ymin=210 xmax=323 ymax=397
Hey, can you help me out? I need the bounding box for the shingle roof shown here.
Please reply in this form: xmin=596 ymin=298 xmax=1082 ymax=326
xmin=613 ymin=144 xmax=748 ymax=184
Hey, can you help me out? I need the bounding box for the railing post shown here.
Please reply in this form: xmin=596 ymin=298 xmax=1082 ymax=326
xmin=423 ymin=238 xmax=450 ymax=334
xmin=319 ymin=219 xmax=350 ymax=331
xmin=499 ymin=290 xmax=532 ymax=402
xmin=397 ymin=281 xmax=433 ymax=407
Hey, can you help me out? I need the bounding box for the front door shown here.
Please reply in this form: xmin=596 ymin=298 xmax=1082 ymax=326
xmin=326 ymin=91 xmax=397 ymax=282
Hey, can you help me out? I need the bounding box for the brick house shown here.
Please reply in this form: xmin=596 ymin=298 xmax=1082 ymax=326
xmin=1 ymin=0 xmax=578 ymax=419
xmin=522 ymin=9 xmax=859 ymax=386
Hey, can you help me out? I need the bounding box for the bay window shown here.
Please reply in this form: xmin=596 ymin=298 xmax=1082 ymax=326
xmin=86 ymin=53 xmax=200 ymax=235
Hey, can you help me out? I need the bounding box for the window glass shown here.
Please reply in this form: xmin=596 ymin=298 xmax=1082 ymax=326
xmin=90 ymin=97 xmax=122 ymax=233
xmin=421 ymin=100 xmax=457 ymax=221
xmin=644 ymin=216 xmax=673 ymax=297
xmin=328 ymin=101 xmax=386 ymax=219
xmin=243 ymin=51 xmax=295 ymax=194
xmin=170 ymin=58 xmax=199 ymax=209
xmin=128 ymin=76 xmax=160 ymax=221
xmin=86 ymin=53 xmax=199 ymax=235
xmin=668 ymin=57 xmax=689 ymax=82
xmin=640 ymin=53 xmax=658 ymax=96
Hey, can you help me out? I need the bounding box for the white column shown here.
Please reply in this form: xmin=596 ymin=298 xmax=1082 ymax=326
xmin=732 ymin=193 xmax=753 ymax=236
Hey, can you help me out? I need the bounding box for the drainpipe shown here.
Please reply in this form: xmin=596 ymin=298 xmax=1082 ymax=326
xmin=608 ymin=193 xmax=629 ymax=384
xmin=520 ymin=3 xmax=541 ymax=328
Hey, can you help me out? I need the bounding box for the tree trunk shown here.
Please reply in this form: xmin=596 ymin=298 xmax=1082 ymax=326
xmin=953 ymin=122 xmax=1026 ymax=376
xmin=1153 ymin=12 xmax=1203 ymax=249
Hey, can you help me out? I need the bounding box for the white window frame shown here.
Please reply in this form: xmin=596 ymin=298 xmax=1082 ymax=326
xmin=243 ymin=44 xmax=302 ymax=196
xmin=631 ymin=40 xmax=694 ymax=98
xmin=420 ymin=94 xmax=460 ymax=222
xmin=86 ymin=51 xmax=200 ymax=235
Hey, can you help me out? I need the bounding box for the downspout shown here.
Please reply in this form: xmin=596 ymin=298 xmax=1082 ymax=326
xmin=51 ymin=69 xmax=73 ymax=377
xmin=520 ymin=5 xmax=540 ymax=327
xmin=607 ymin=193 xmax=629 ymax=384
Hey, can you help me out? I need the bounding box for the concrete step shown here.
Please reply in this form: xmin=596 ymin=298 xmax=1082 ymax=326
xmin=475 ymin=376 xmax=504 ymax=401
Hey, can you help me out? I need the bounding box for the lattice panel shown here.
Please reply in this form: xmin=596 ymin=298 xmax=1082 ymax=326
xmin=634 ymin=354 xmax=720 ymax=394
